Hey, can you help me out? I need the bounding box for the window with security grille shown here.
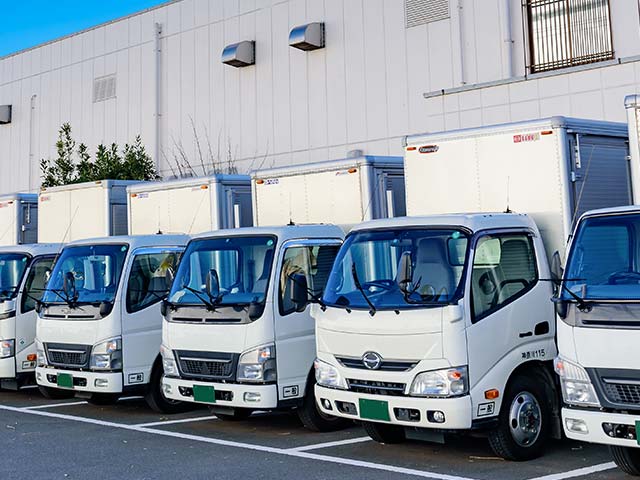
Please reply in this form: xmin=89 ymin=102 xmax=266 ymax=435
xmin=524 ymin=0 xmax=614 ymax=73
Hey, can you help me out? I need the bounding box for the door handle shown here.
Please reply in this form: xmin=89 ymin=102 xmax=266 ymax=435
xmin=519 ymin=331 xmax=533 ymax=338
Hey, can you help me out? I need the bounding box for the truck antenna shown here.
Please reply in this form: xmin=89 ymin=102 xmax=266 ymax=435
xmin=187 ymin=187 xmax=209 ymax=234
xmin=53 ymin=206 xmax=80 ymax=263
xmin=504 ymin=176 xmax=512 ymax=213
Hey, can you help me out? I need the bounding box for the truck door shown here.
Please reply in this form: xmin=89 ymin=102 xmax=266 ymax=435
xmin=16 ymin=255 xmax=56 ymax=371
xmin=274 ymin=239 xmax=341 ymax=401
xmin=121 ymin=248 xmax=182 ymax=386
xmin=570 ymin=134 xmax=631 ymax=220
xmin=465 ymin=230 xmax=554 ymax=410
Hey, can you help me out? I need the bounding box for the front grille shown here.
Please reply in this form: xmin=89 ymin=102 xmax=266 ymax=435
xmin=176 ymin=350 xmax=238 ymax=381
xmin=44 ymin=343 xmax=91 ymax=369
xmin=347 ymin=379 xmax=406 ymax=397
xmin=602 ymin=381 xmax=640 ymax=406
xmin=337 ymin=356 xmax=417 ymax=372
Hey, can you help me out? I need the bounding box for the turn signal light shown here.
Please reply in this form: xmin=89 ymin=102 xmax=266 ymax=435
xmin=406 ymin=146 xmax=417 ymax=151
xmin=27 ymin=354 xmax=37 ymax=362
xmin=256 ymin=179 xmax=265 ymax=185
xmin=348 ymin=168 xmax=357 ymax=174
xmin=200 ymin=185 xmax=208 ymax=189
xmin=485 ymin=389 xmax=500 ymax=400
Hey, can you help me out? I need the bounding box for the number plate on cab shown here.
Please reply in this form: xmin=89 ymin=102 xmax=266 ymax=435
xmin=56 ymin=373 xmax=73 ymax=389
xmin=359 ymin=398 xmax=390 ymax=421
xmin=193 ymin=385 xmax=216 ymax=403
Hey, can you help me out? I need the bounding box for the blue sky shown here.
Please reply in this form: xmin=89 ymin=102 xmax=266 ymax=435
xmin=0 ymin=0 xmax=169 ymax=57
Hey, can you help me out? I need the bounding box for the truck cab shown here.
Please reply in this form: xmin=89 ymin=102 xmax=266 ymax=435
xmin=314 ymin=213 xmax=559 ymax=460
xmin=555 ymin=207 xmax=640 ymax=475
xmin=35 ymin=234 xmax=188 ymax=411
xmin=0 ymin=244 xmax=60 ymax=390
xmin=161 ymin=224 xmax=347 ymax=429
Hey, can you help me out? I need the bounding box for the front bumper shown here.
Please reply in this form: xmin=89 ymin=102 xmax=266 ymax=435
xmin=562 ymin=407 xmax=640 ymax=448
xmin=0 ymin=356 xmax=15 ymax=379
xmin=36 ymin=366 xmax=123 ymax=394
xmin=162 ymin=376 xmax=278 ymax=409
xmin=315 ymin=384 xmax=473 ymax=429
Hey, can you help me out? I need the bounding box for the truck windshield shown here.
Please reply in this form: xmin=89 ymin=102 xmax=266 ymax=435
xmin=41 ymin=244 xmax=128 ymax=305
xmin=323 ymin=228 xmax=468 ymax=310
xmin=564 ymin=213 xmax=640 ymax=301
xmin=0 ymin=253 xmax=29 ymax=301
xmin=168 ymin=235 xmax=277 ymax=306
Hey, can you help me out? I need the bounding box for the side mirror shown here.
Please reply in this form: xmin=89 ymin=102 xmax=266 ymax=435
xmin=165 ymin=268 xmax=175 ymax=289
xmin=397 ymin=251 xmax=413 ymax=292
xmin=553 ymin=296 xmax=568 ymax=319
xmin=99 ymin=301 xmax=114 ymax=317
xmin=289 ymin=273 xmax=309 ymax=313
xmin=248 ymin=301 xmax=265 ymax=320
xmin=161 ymin=298 xmax=168 ymax=317
xmin=205 ymin=269 xmax=220 ymax=299
xmin=63 ymin=271 xmax=76 ymax=299
xmin=551 ymin=251 xmax=564 ymax=283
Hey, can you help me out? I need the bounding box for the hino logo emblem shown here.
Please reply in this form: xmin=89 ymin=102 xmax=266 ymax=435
xmin=362 ymin=352 xmax=383 ymax=370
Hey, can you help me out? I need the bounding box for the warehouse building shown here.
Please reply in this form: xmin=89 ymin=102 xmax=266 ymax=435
xmin=0 ymin=0 xmax=639 ymax=194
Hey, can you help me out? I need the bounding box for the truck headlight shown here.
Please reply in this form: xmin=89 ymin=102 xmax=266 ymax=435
xmin=554 ymin=356 xmax=600 ymax=407
xmin=90 ymin=337 xmax=122 ymax=371
xmin=314 ymin=358 xmax=347 ymax=390
xmin=36 ymin=341 xmax=47 ymax=367
xmin=160 ymin=344 xmax=179 ymax=377
xmin=0 ymin=339 xmax=14 ymax=358
xmin=410 ymin=366 xmax=469 ymax=397
xmin=237 ymin=345 xmax=276 ymax=383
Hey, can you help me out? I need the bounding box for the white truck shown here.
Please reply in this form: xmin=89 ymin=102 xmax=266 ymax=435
xmin=160 ymin=156 xmax=404 ymax=429
xmin=313 ymin=117 xmax=632 ymax=460
xmin=554 ymin=96 xmax=640 ymax=475
xmin=38 ymin=180 xmax=140 ymax=243
xmin=127 ymin=175 xmax=252 ymax=235
xmin=0 ymin=193 xmax=38 ymax=245
xmin=0 ymin=243 xmax=61 ymax=390
xmin=35 ymin=234 xmax=189 ymax=409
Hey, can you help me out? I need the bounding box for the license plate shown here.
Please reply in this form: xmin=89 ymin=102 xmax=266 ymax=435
xmin=193 ymin=385 xmax=216 ymax=403
xmin=56 ymin=373 xmax=73 ymax=389
xmin=359 ymin=398 xmax=390 ymax=421
xmin=636 ymin=421 xmax=640 ymax=445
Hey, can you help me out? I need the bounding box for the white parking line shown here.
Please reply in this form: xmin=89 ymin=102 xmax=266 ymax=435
xmin=527 ymin=462 xmax=617 ymax=480
xmin=288 ymin=436 xmax=372 ymax=452
xmin=134 ymin=415 xmax=219 ymax=428
xmin=0 ymin=404 xmax=475 ymax=480
xmin=24 ymin=401 xmax=88 ymax=410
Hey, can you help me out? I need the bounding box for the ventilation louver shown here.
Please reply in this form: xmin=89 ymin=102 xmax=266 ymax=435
xmin=405 ymin=0 xmax=450 ymax=28
xmin=93 ymin=74 xmax=117 ymax=103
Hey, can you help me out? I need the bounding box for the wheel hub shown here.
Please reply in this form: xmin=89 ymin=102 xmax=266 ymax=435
xmin=508 ymin=391 xmax=542 ymax=447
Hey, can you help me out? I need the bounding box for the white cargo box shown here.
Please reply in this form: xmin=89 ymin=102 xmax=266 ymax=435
xmin=0 ymin=193 xmax=38 ymax=246
xmin=38 ymin=180 xmax=140 ymax=243
xmin=252 ymin=156 xmax=405 ymax=226
xmin=404 ymin=117 xmax=631 ymax=257
xmin=127 ymin=175 xmax=252 ymax=235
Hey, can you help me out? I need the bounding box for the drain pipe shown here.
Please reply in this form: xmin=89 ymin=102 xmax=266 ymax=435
xmin=500 ymin=0 xmax=514 ymax=78
xmin=456 ymin=0 xmax=466 ymax=85
xmin=28 ymin=94 xmax=37 ymax=192
xmin=154 ymin=22 xmax=163 ymax=171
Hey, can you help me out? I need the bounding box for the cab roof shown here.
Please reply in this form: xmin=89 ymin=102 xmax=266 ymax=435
xmin=65 ymin=234 xmax=190 ymax=249
xmin=191 ymin=224 xmax=345 ymax=242
xmin=350 ymin=212 xmax=538 ymax=234
xmin=0 ymin=243 xmax=63 ymax=256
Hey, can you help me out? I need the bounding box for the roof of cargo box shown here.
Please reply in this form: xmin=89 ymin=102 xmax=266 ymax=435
xmin=251 ymin=155 xmax=403 ymax=179
xmin=404 ymin=116 xmax=628 ymax=146
xmin=350 ymin=212 xmax=538 ymax=233
xmin=64 ymin=234 xmax=190 ymax=249
xmin=40 ymin=180 xmax=143 ymax=194
xmin=0 ymin=243 xmax=62 ymax=256
xmin=577 ymin=205 xmax=640 ymax=220
xmin=127 ymin=174 xmax=250 ymax=194
xmin=0 ymin=192 xmax=38 ymax=203
xmin=191 ymin=224 xmax=345 ymax=242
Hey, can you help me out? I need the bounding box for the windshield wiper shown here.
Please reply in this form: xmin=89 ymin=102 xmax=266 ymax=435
xmin=182 ymin=285 xmax=217 ymax=311
xmin=0 ymin=286 xmax=19 ymax=302
xmin=351 ymin=263 xmax=376 ymax=316
xmin=31 ymin=287 xmax=79 ymax=309
xmin=545 ymin=277 xmax=592 ymax=312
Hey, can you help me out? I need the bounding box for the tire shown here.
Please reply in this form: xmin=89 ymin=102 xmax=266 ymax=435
xmin=87 ymin=393 xmax=120 ymax=405
xmin=363 ymin=421 xmax=406 ymax=444
xmin=38 ymin=385 xmax=75 ymax=400
xmin=145 ymin=362 xmax=191 ymax=414
xmin=610 ymin=446 xmax=640 ymax=476
xmin=297 ymin=386 xmax=350 ymax=432
xmin=488 ymin=374 xmax=550 ymax=461
xmin=211 ymin=408 xmax=253 ymax=421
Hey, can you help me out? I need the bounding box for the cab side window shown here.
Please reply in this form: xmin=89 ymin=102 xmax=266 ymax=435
xmin=279 ymin=245 xmax=339 ymax=316
xmin=127 ymin=252 xmax=179 ymax=313
xmin=471 ymin=234 xmax=537 ymax=322
xmin=21 ymin=257 xmax=55 ymax=313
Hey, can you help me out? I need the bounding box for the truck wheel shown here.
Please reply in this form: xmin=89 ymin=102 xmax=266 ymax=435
xmin=363 ymin=421 xmax=406 ymax=444
xmin=87 ymin=393 xmax=120 ymax=405
xmin=610 ymin=446 xmax=640 ymax=476
xmin=213 ymin=408 xmax=253 ymax=421
xmin=38 ymin=385 xmax=74 ymax=400
xmin=297 ymin=388 xmax=350 ymax=432
xmin=488 ymin=375 xmax=550 ymax=461
xmin=145 ymin=363 xmax=191 ymax=414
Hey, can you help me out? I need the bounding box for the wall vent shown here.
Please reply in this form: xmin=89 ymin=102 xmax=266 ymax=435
xmin=405 ymin=0 xmax=450 ymax=28
xmin=93 ymin=74 xmax=117 ymax=103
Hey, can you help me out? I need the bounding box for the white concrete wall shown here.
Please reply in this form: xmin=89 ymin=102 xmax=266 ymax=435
xmin=1 ymin=0 xmax=640 ymax=195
